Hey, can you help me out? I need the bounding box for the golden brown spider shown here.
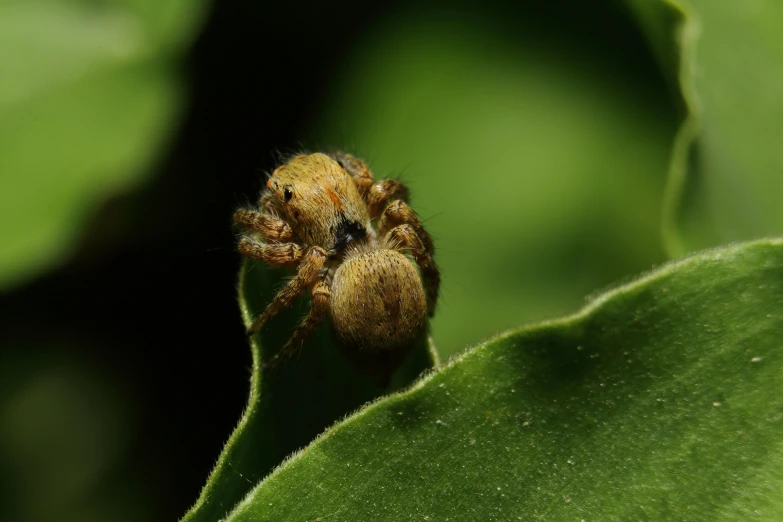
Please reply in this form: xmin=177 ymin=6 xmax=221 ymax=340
xmin=234 ymin=152 xmax=439 ymax=373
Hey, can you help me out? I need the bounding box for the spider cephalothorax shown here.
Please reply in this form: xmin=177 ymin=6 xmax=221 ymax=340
xmin=234 ymin=152 xmax=439 ymax=374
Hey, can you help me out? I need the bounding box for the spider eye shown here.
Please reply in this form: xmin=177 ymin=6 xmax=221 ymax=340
xmin=283 ymin=188 xmax=293 ymax=202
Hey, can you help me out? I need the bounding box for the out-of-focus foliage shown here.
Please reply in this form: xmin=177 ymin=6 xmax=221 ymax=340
xmin=0 ymin=0 xmax=207 ymax=289
xmin=629 ymin=0 xmax=783 ymax=256
xmin=313 ymin=8 xmax=676 ymax=357
xmin=0 ymin=1 xmax=208 ymax=521
xmin=0 ymin=347 xmax=147 ymax=522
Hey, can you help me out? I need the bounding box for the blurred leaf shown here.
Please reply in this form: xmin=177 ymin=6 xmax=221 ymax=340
xmin=623 ymin=0 xmax=682 ymax=79
xmin=629 ymin=0 xmax=783 ymax=255
xmin=312 ymin=8 xmax=678 ymax=357
xmin=0 ymin=0 xmax=208 ymax=289
xmin=223 ymin=237 xmax=783 ymax=521
xmin=0 ymin=348 xmax=151 ymax=522
xmin=181 ymin=259 xmax=437 ymax=522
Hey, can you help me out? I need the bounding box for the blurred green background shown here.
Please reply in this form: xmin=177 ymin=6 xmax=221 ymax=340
xmin=310 ymin=5 xmax=675 ymax=353
xmin=0 ymin=0 xmax=780 ymax=520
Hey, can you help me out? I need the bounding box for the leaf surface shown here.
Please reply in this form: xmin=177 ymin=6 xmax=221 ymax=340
xmin=181 ymin=260 xmax=437 ymax=522
xmin=225 ymin=238 xmax=783 ymax=521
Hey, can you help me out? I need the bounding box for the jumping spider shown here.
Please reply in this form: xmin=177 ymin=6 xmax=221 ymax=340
xmin=234 ymin=152 xmax=439 ymax=374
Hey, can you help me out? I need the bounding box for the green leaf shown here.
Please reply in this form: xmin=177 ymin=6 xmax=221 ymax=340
xmin=181 ymin=259 xmax=438 ymax=522
xmin=310 ymin=8 xmax=678 ymax=357
xmin=629 ymin=0 xmax=783 ymax=256
xmin=0 ymin=0 xmax=207 ymax=289
xmin=223 ymin=238 xmax=783 ymax=521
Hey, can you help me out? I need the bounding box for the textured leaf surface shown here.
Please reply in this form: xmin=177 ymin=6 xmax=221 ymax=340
xmin=629 ymin=0 xmax=783 ymax=255
xmin=224 ymin=238 xmax=783 ymax=521
xmin=0 ymin=0 xmax=207 ymax=289
xmin=181 ymin=260 xmax=437 ymax=522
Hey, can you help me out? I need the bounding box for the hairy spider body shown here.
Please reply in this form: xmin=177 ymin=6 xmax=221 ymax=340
xmin=331 ymin=248 xmax=427 ymax=355
xmin=234 ymin=152 xmax=439 ymax=374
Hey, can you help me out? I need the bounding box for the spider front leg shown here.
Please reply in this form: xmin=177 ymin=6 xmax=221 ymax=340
xmin=240 ymin=243 xmax=328 ymax=335
xmin=385 ymin=224 xmax=440 ymax=315
xmin=263 ymin=279 xmax=331 ymax=371
xmin=238 ymin=236 xmax=302 ymax=266
xmin=233 ymin=208 xmax=292 ymax=242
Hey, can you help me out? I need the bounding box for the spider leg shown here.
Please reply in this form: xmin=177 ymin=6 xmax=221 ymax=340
xmin=366 ymin=179 xmax=409 ymax=218
xmin=233 ymin=209 xmax=293 ymax=242
xmin=244 ymin=245 xmax=328 ymax=335
xmin=263 ymin=279 xmax=330 ymax=371
xmin=385 ymin=224 xmax=440 ymax=315
xmin=329 ymin=151 xmax=375 ymax=196
xmin=237 ymin=236 xmax=302 ymax=266
xmin=378 ymin=200 xmax=434 ymax=255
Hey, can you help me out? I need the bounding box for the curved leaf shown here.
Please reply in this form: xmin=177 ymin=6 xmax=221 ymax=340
xmin=225 ymin=238 xmax=783 ymax=520
xmin=629 ymin=0 xmax=783 ymax=255
xmin=181 ymin=259 xmax=437 ymax=522
xmin=0 ymin=0 xmax=207 ymax=289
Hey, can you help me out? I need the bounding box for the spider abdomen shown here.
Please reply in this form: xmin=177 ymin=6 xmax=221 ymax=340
xmin=330 ymin=249 xmax=427 ymax=359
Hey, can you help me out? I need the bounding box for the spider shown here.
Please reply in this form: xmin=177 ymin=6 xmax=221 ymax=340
xmin=233 ymin=152 xmax=439 ymax=374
